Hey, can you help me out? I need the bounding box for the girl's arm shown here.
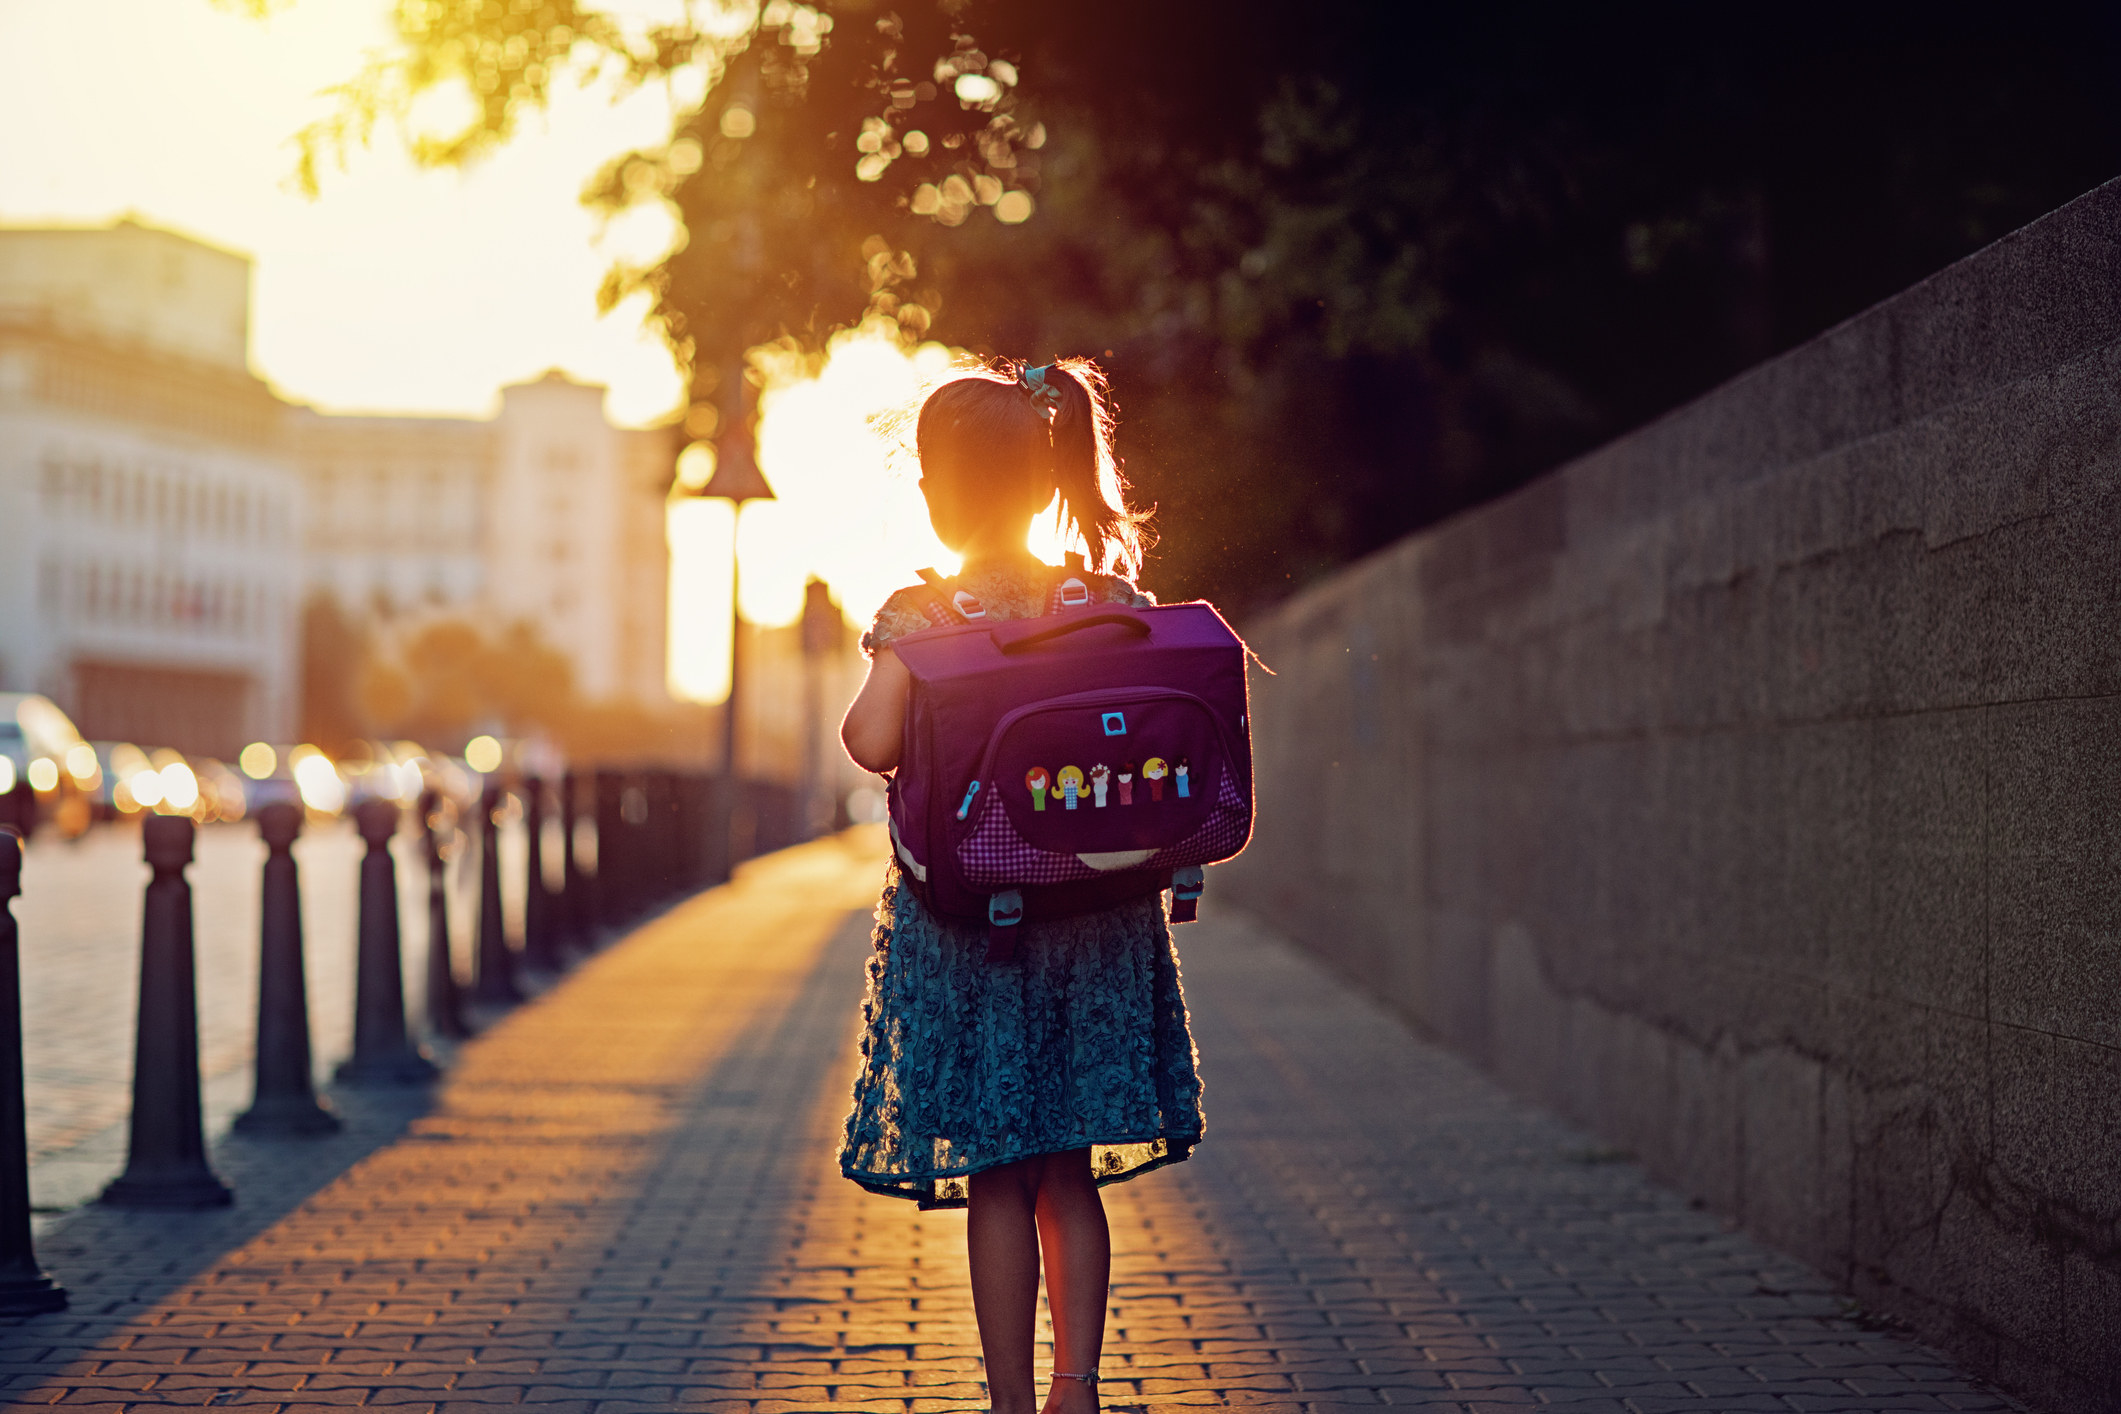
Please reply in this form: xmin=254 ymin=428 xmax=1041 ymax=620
xmin=841 ymin=646 xmax=910 ymax=774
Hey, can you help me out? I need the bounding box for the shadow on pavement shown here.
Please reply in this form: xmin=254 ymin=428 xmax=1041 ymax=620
xmin=10 ymin=1074 xmax=438 ymax=1334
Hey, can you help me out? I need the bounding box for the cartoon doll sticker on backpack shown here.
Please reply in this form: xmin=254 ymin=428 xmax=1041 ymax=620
xmin=1142 ymin=757 xmax=1168 ymax=801
xmin=1057 ymin=765 xmax=1085 ymax=809
xmin=1025 ymin=766 xmax=1050 ymax=811
xmin=1117 ymin=762 xmax=1135 ymax=805
xmin=1175 ymin=757 xmax=1191 ymax=798
xmin=1089 ymin=763 xmax=1111 ymax=807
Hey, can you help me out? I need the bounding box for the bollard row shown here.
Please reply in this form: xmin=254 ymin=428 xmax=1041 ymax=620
xmin=2 ymin=757 xmax=754 ymax=1272
xmin=581 ymin=768 xmax=771 ymax=933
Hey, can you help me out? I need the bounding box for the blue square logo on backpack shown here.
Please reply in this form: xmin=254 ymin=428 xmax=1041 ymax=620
xmin=1101 ymin=711 xmax=1127 ymax=736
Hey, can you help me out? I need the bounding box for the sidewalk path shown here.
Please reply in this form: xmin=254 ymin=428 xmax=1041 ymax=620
xmin=0 ymin=829 xmax=2019 ymax=1411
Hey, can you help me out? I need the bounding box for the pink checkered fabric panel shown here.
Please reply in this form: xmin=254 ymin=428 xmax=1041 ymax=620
xmin=957 ymin=795 xmax=1100 ymax=886
xmin=956 ymin=763 xmax=1249 ymax=889
xmin=1151 ymin=766 xmax=1249 ymax=868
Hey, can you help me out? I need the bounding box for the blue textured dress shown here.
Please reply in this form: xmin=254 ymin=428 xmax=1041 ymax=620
xmin=839 ymin=562 xmax=1207 ymax=1209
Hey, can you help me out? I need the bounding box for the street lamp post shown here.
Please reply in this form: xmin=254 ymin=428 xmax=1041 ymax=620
xmin=690 ymin=404 xmax=774 ymax=862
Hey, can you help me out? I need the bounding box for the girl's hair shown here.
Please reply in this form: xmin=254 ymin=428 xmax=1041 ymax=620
xmin=914 ymin=357 xmax=1151 ymax=579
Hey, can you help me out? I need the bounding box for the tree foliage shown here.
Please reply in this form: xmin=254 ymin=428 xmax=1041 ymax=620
xmin=296 ymin=0 xmax=2121 ymax=612
xmin=306 ymin=609 xmax=711 ymax=762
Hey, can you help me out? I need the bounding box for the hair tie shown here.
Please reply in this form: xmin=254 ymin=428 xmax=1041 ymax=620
xmin=1018 ymin=363 xmax=1064 ymax=421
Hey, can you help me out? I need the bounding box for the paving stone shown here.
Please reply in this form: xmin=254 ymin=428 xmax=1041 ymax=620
xmin=0 ymin=832 xmax=2032 ymax=1413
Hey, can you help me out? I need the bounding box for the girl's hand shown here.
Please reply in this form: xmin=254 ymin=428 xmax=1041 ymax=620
xmin=841 ymin=647 xmax=911 ymax=774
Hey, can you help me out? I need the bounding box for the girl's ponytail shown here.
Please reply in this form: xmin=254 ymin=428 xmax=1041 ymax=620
xmin=1041 ymin=358 xmax=1151 ymax=580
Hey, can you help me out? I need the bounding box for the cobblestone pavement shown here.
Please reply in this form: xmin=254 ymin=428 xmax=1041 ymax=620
xmin=0 ymin=828 xmax=2022 ymax=1411
xmin=14 ymin=816 xmax=521 ymax=1209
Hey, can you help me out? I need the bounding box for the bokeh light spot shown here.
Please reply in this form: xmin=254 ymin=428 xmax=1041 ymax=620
xmin=158 ymin=762 xmax=200 ymax=812
xmin=239 ymin=741 xmax=278 ymax=779
xmin=292 ymin=753 xmax=346 ymax=814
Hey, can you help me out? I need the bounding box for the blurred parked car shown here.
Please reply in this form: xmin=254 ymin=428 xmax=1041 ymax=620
xmin=0 ymin=693 xmax=94 ymax=838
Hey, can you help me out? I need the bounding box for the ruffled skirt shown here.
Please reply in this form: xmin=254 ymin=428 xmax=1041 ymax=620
xmin=839 ymin=865 xmax=1205 ymax=1208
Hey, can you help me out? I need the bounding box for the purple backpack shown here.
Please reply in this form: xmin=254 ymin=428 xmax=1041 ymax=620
xmin=885 ymin=566 xmax=1253 ymax=960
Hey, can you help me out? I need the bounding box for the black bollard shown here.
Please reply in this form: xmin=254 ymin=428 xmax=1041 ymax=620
xmin=520 ymin=776 xmax=560 ymax=973
xmin=594 ymin=772 xmax=627 ymax=930
xmin=704 ymin=772 xmax=734 ymax=888
xmin=674 ymin=772 xmax=707 ymax=892
xmin=652 ymin=772 xmax=682 ymax=901
xmin=420 ymin=789 xmax=469 ymax=1040
xmin=470 ymin=784 xmax=520 ymax=1005
xmin=100 ymin=816 xmax=231 ymax=1208
xmin=559 ymin=772 xmax=588 ymax=953
xmin=0 ymin=829 xmax=64 ymax=1312
xmin=233 ymin=801 xmax=339 ymax=1136
xmin=603 ymin=772 xmax=631 ymax=925
xmin=334 ymin=799 xmax=438 ymax=1085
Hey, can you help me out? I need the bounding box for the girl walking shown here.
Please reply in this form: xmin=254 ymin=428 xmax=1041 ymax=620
xmin=839 ymin=359 xmax=1205 ymax=1414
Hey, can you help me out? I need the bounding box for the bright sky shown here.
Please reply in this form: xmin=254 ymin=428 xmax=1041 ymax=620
xmin=0 ymin=0 xmax=689 ymax=424
xmin=0 ymin=0 xmax=989 ymax=703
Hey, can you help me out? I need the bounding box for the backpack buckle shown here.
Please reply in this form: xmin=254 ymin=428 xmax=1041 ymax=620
xmin=1169 ymin=866 xmax=1205 ymax=924
xmin=986 ymin=889 xmax=1024 ymax=963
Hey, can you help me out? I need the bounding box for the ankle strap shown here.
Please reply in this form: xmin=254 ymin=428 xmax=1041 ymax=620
xmin=1052 ymin=1370 xmax=1098 ymax=1385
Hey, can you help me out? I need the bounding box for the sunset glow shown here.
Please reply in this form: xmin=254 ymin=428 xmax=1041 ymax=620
xmin=669 ymin=321 xmax=965 ymax=703
xmin=665 ymin=320 xmax=1088 ymax=704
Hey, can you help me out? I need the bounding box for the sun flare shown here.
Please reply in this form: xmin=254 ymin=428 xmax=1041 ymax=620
xmin=666 ymin=320 xmax=1076 ymax=704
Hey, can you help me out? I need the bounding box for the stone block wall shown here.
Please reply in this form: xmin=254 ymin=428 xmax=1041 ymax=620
xmin=1217 ymin=177 xmax=2121 ymax=1410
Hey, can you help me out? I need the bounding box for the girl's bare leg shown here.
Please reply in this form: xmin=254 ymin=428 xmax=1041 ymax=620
xmin=968 ymin=1160 xmax=1042 ymax=1414
xmin=1034 ymin=1150 xmax=1108 ymax=1413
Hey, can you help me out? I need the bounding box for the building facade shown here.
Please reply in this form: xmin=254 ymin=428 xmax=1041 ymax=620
xmin=0 ymin=219 xmax=676 ymax=757
xmin=286 ymin=409 xmax=491 ymax=618
xmin=479 ymin=373 xmax=672 ymax=705
xmin=288 ymin=372 xmax=674 ymax=708
xmin=0 ymin=221 xmax=303 ymax=757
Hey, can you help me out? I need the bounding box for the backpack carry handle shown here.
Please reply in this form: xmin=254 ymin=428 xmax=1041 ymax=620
xmin=993 ymin=610 xmax=1152 ymax=655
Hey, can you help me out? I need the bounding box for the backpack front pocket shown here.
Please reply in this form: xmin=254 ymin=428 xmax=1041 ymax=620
xmin=953 ymin=688 xmax=1248 ymax=888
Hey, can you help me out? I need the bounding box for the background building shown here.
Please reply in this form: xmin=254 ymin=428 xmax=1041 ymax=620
xmin=289 ymin=371 xmax=673 ymax=711
xmin=286 ymin=410 xmax=491 ymax=617
xmin=0 ymin=218 xmax=676 ymax=757
xmin=482 ymin=373 xmax=672 ymax=706
xmin=0 ymin=220 xmax=303 ymax=757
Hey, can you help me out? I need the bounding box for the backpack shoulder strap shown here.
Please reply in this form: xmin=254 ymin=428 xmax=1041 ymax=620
xmin=910 ymin=567 xmax=991 ymax=626
xmin=1044 ymin=553 xmax=1109 ymax=616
